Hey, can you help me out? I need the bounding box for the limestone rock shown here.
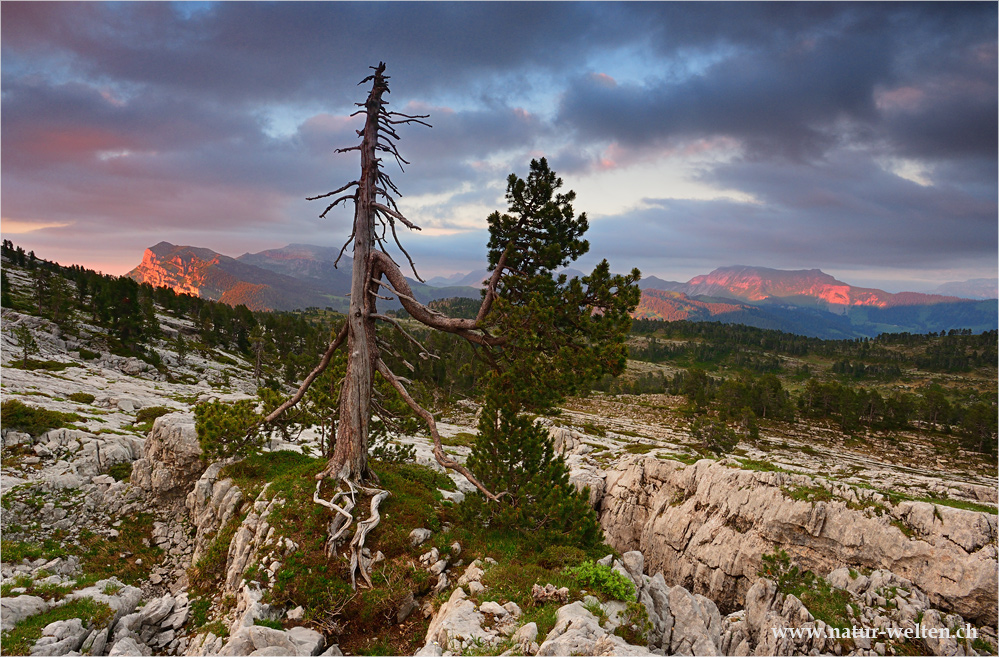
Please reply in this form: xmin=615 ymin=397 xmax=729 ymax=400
xmin=1 ymin=595 xmax=49 ymax=631
xmin=419 ymin=587 xmax=495 ymax=655
xmin=410 ymin=528 xmax=432 ymax=547
xmin=599 ymin=456 xmax=998 ymax=624
xmin=131 ymin=412 xmax=204 ymax=503
xmin=108 ymin=636 xmax=152 ymax=656
xmin=536 ymin=601 xmax=651 ymax=656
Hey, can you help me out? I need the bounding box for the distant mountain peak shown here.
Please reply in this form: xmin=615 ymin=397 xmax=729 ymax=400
xmin=128 ymin=242 xmax=482 ymax=312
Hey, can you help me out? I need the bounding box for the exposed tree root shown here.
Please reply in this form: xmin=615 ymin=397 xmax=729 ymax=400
xmin=313 ymin=478 xmax=390 ymax=590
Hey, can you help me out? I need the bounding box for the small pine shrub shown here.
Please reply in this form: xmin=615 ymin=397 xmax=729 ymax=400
xmin=614 ymin=600 xmax=654 ymax=646
xmin=135 ymin=406 xmax=173 ymax=424
xmin=78 ymin=348 xmax=100 ymax=361
xmin=565 ymin=561 xmax=635 ymax=601
xmin=461 ymin=402 xmax=602 ymax=551
xmin=194 ymin=400 xmax=262 ymax=462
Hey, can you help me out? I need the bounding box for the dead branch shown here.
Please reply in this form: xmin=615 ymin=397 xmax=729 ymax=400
xmin=307 ymin=181 xmax=359 ymax=201
xmin=372 ymin=252 xmax=507 ymax=347
xmin=260 ymin=323 xmax=348 ymax=425
xmin=376 ymin=358 xmax=501 ymax=501
xmin=370 ymin=313 xmax=439 ymax=359
xmin=373 ymin=202 xmax=418 ymax=230
xmin=320 ymin=193 xmax=357 ymax=219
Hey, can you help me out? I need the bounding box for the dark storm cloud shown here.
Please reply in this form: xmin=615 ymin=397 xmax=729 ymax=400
xmin=0 ymin=2 xmax=622 ymax=107
xmin=1 ymin=2 xmax=995 ymax=282
xmin=557 ymin=3 xmax=996 ymax=162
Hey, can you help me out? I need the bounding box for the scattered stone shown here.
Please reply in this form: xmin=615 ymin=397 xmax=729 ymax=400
xmin=531 ymin=583 xmax=569 ymax=605
xmin=410 ymin=528 xmax=433 ymax=547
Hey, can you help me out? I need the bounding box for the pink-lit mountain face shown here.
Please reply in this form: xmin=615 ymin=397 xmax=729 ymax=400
xmin=661 ymin=266 xmax=966 ymax=309
xmin=127 ymin=242 xmax=331 ymax=311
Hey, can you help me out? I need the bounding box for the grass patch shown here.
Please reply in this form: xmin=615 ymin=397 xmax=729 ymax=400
xmin=759 ymin=549 xmax=854 ymax=632
xmin=189 ymin=514 xmax=246 ymax=597
xmin=658 ymin=452 xmax=702 ymax=465
xmin=67 ymin=392 xmax=96 ymax=404
xmin=77 ymin=513 xmax=164 ymax=585
xmin=581 ymin=421 xmax=607 ymax=437
xmin=738 ymin=458 xmax=795 ymax=474
xmin=782 ymin=484 xmax=836 ymax=503
xmin=623 ymin=443 xmax=656 ymax=455
xmin=440 ymin=431 xmax=476 ymax=448
xmin=1 ymin=538 xmax=70 ymax=562
xmin=1 ymin=444 xmax=36 ymax=469
xmin=920 ymin=496 xmax=996 ymax=515
xmin=0 ymin=597 xmax=113 ymax=656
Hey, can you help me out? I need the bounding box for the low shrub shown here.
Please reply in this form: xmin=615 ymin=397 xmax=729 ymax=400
xmin=565 ymin=561 xmax=635 ymax=601
xmin=68 ymin=392 xmax=96 ymax=404
xmin=1 ymin=400 xmax=82 ymax=436
xmin=135 ymin=406 xmax=173 ymax=424
xmin=538 ymin=545 xmax=588 ymax=570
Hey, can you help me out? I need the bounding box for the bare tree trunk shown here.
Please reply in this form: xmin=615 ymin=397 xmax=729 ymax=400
xmin=319 ymin=67 xmax=390 ymax=483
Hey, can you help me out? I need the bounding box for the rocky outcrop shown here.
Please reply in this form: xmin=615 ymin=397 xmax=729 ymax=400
xmin=187 ymin=462 xmax=245 ymax=565
xmin=599 ymin=456 xmax=998 ymax=625
xmin=132 ymin=413 xmax=204 ymax=504
xmin=417 ymin=562 xmax=523 ymax=656
xmin=536 ymin=602 xmax=651 ymax=656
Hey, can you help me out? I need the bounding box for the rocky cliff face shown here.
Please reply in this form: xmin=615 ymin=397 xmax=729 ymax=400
xmin=598 ymin=456 xmax=998 ymax=625
xmin=127 ymin=242 xmax=328 ymax=312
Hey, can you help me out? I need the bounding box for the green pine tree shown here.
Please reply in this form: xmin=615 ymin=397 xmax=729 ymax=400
xmin=463 ymin=396 xmax=601 ymax=549
xmin=460 ymin=159 xmax=639 ymax=551
xmin=14 ymin=325 xmax=39 ymax=368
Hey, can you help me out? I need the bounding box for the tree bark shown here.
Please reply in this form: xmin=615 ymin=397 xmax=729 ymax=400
xmin=320 ymin=66 xmax=390 ymax=482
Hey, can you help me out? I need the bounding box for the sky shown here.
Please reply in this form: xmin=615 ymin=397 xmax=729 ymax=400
xmin=1 ymin=2 xmax=996 ymax=292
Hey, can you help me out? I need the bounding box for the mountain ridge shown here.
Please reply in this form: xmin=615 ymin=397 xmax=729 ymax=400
xmin=127 ymin=242 xmax=480 ymax=312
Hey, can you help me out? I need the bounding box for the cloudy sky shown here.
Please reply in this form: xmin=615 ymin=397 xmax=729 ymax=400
xmin=2 ymin=2 xmax=996 ymax=290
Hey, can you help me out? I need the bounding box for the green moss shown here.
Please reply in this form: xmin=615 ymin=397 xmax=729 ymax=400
xmin=67 ymin=392 xmax=96 ymax=404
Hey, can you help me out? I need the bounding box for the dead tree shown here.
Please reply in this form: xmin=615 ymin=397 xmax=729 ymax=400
xmin=263 ymin=63 xmax=640 ymax=589
xmin=262 ymin=63 xmax=505 ymax=588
